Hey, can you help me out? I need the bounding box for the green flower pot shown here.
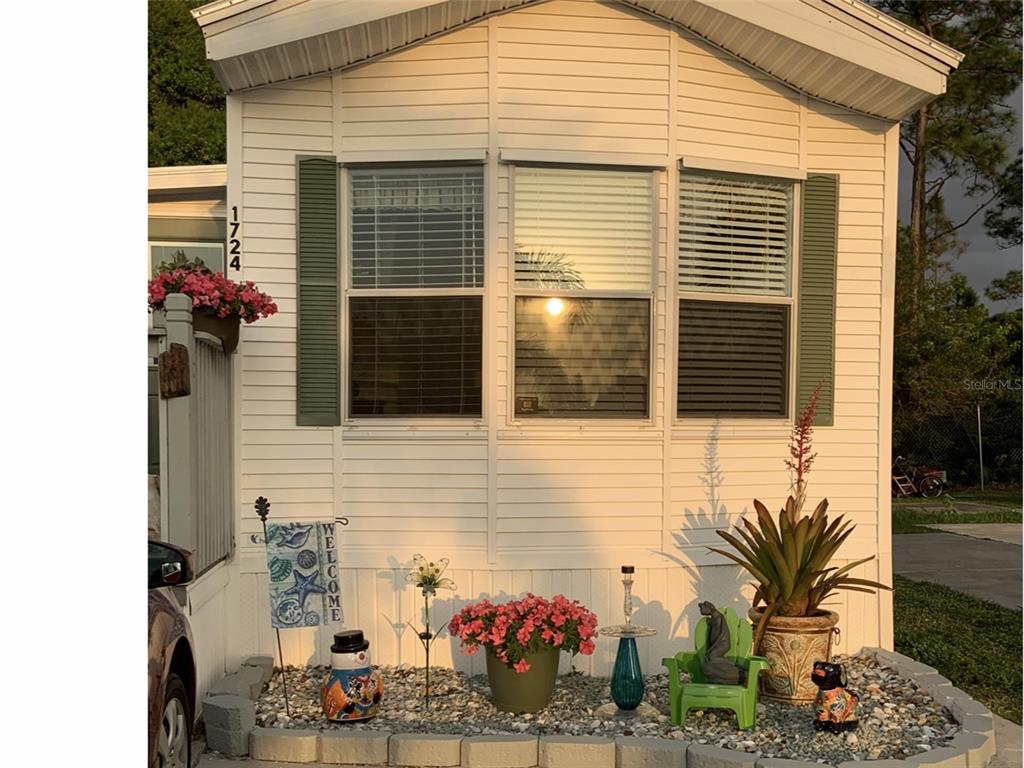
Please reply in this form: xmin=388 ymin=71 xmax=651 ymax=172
xmin=485 ymin=646 xmax=559 ymax=713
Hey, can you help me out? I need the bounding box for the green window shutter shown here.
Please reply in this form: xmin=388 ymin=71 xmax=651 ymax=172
xmin=796 ymin=173 xmax=839 ymax=426
xmin=296 ymin=155 xmax=340 ymax=426
xmin=148 ymin=365 xmax=160 ymax=474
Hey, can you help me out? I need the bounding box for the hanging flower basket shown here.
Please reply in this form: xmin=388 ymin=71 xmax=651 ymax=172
xmin=191 ymin=310 xmax=241 ymax=354
xmin=148 ymin=252 xmax=277 ymax=355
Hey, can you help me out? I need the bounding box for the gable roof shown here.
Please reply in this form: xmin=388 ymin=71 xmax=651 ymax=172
xmin=192 ymin=0 xmax=962 ymax=121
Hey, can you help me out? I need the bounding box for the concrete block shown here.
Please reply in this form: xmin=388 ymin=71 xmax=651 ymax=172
xmin=947 ymin=731 xmax=993 ymax=768
xmin=689 ymin=743 xmax=758 ymax=768
xmin=758 ymin=760 xmax=833 ymax=768
xmin=871 ymin=650 xmax=936 ymax=677
xmin=208 ymin=672 xmax=246 ymax=698
xmin=905 ymin=747 xmax=968 ymax=768
xmin=949 ymin=698 xmax=993 ymax=721
xmin=838 ymin=761 xmax=909 ymax=768
xmin=390 ymin=733 xmax=462 ymax=767
xmin=202 ymin=695 xmax=255 ymax=732
xmin=616 ymin=736 xmax=689 ymax=768
xmin=238 ymin=665 xmax=268 ymax=698
xmin=243 ymin=655 xmax=276 ymax=687
xmin=913 ymin=673 xmax=954 ymax=690
xmin=462 ymin=735 xmax=538 ymax=768
xmin=959 ymin=713 xmax=996 ymax=739
xmin=205 ymin=723 xmax=250 ymax=757
xmin=539 ymin=736 xmax=615 ymax=768
xmin=209 ymin=666 xmax=266 ymax=700
xmin=249 ymin=727 xmax=319 ymax=763
xmin=319 ymin=730 xmax=390 ymax=765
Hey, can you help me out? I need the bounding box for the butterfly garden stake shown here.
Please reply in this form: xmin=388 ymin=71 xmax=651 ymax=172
xmin=406 ymin=555 xmax=456 ymax=708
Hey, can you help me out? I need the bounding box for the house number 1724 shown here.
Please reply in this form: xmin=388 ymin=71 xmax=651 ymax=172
xmin=229 ymin=205 xmax=241 ymax=271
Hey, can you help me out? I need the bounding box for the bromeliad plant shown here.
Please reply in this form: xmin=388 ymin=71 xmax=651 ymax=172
xmin=710 ymin=385 xmax=890 ymax=654
xmin=448 ymin=594 xmax=598 ymax=673
xmin=148 ymin=253 xmax=278 ymax=323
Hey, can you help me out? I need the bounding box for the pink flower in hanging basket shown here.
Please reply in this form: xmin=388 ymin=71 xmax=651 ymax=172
xmin=148 ymin=253 xmax=278 ymax=323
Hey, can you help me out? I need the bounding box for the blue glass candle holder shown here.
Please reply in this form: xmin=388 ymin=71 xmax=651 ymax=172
xmin=611 ymin=636 xmax=644 ymax=709
xmin=598 ymin=565 xmax=658 ymax=716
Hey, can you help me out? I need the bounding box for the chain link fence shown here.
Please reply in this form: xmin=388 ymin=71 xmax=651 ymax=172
xmin=893 ymin=399 xmax=1022 ymax=489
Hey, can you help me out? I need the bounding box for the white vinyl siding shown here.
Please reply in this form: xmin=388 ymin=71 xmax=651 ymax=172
xmin=675 ymin=29 xmax=800 ymax=169
xmin=228 ymin=0 xmax=894 ymax=673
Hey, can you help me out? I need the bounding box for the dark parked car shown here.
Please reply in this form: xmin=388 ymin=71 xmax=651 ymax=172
xmin=148 ymin=540 xmax=197 ymax=768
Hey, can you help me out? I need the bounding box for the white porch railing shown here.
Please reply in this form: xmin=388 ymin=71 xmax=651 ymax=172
xmin=151 ymin=293 xmax=235 ymax=574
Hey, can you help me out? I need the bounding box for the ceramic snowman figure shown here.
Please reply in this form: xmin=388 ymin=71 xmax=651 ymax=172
xmin=321 ymin=629 xmax=383 ymax=721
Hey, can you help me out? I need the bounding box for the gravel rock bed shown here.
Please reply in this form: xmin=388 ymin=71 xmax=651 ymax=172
xmin=254 ymin=653 xmax=959 ymax=763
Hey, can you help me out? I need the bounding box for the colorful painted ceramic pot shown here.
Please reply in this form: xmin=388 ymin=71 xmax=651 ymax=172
xmin=321 ymin=630 xmax=383 ymax=721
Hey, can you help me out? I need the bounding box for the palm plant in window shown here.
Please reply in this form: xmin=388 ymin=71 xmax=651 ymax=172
xmin=709 ymin=385 xmax=890 ymax=704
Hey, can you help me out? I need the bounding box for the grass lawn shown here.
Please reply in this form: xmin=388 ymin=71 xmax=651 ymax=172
xmin=894 ymin=489 xmax=1022 ymax=509
xmin=892 ymin=506 xmax=1023 ymax=533
xmin=893 ymin=575 xmax=1022 ymax=724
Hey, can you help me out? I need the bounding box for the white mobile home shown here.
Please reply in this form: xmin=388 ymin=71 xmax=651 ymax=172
xmin=185 ymin=0 xmax=960 ymax=675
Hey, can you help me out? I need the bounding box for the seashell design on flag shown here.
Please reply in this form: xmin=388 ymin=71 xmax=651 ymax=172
xmin=264 ymin=520 xmax=342 ymax=629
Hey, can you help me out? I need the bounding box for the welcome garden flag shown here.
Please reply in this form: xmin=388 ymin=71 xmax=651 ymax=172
xmin=264 ymin=520 xmax=343 ymax=628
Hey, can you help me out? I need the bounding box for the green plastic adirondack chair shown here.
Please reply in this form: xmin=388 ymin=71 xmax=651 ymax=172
xmin=661 ymin=607 xmax=769 ymax=730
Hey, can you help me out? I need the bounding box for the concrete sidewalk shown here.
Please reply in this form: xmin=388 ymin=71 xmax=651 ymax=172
xmin=926 ymin=523 xmax=1022 ymax=546
xmin=991 ymin=714 xmax=1023 ymax=768
xmin=892 ymin=532 xmax=1022 ymax=610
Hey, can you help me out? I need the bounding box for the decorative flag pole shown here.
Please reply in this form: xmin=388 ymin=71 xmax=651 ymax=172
xmin=255 ymin=496 xmax=291 ymax=717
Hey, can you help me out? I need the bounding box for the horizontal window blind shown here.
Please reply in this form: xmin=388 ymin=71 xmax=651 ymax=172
xmin=678 ymin=300 xmax=789 ymax=416
xmin=515 ymin=297 xmax=649 ymax=418
xmin=678 ymin=174 xmax=792 ymax=296
xmin=350 ymin=297 xmax=482 ymax=416
xmin=350 ymin=167 xmax=484 ymax=289
xmin=514 ymin=167 xmax=653 ymax=291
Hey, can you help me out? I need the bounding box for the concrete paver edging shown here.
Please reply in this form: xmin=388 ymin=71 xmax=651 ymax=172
xmin=208 ymin=648 xmax=1001 ymax=767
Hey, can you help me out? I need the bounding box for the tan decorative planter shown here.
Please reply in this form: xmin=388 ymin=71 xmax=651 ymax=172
xmin=748 ymin=608 xmax=839 ymax=704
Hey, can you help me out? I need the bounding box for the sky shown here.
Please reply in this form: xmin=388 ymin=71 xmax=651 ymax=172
xmin=896 ymin=88 xmax=1023 ymax=312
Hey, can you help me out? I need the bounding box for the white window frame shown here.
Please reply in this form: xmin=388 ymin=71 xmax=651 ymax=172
xmin=507 ymin=163 xmax=658 ymax=426
xmin=340 ymin=163 xmax=487 ymax=424
xmin=148 ymin=240 xmax=226 ymax=276
xmin=674 ymin=170 xmax=801 ymax=424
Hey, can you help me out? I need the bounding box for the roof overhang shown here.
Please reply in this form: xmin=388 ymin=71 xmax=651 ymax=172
xmin=192 ymin=0 xmax=539 ymax=93
xmin=148 ymin=164 xmax=227 ymax=199
xmin=624 ymin=0 xmax=963 ymax=120
xmin=192 ymin=0 xmax=962 ymax=121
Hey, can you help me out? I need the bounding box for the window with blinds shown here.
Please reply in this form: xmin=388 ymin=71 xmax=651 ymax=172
xmin=514 ymin=167 xmax=652 ymax=291
xmin=350 ymin=297 xmax=482 ymax=416
xmin=347 ymin=165 xmax=484 ymax=418
xmin=350 ymin=167 xmax=484 ymax=289
xmin=515 ymin=297 xmax=649 ymax=418
xmin=678 ymin=300 xmax=789 ymax=416
xmin=677 ymin=170 xmax=795 ymax=419
xmin=678 ymin=173 xmax=793 ymax=296
xmin=512 ymin=165 xmax=655 ymax=419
